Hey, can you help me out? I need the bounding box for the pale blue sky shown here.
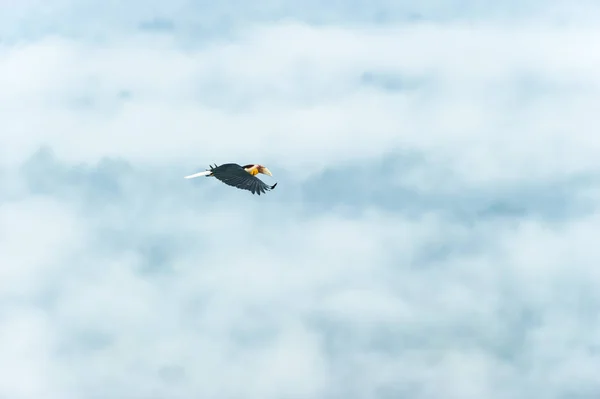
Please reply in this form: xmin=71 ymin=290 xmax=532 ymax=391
xmin=2 ymin=1 xmax=600 ymax=398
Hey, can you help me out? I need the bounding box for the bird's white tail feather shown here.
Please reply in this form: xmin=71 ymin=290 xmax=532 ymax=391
xmin=184 ymin=170 xmax=211 ymax=179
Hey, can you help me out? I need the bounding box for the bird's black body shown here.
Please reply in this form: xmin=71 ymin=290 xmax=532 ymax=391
xmin=208 ymin=163 xmax=277 ymax=195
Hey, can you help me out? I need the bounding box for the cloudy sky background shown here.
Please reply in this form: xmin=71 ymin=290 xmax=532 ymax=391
xmin=2 ymin=0 xmax=600 ymax=398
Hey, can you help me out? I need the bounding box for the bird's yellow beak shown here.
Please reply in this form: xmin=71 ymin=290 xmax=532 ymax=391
xmin=260 ymin=167 xmax=272 ymax=177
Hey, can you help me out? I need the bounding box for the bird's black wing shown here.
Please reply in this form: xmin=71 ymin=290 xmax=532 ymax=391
xmin=210 ymin=163 xmax=277 ymax=195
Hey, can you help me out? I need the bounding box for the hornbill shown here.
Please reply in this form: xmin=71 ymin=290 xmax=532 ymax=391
xmin=184 ymin=163 xmax=278 ymax=195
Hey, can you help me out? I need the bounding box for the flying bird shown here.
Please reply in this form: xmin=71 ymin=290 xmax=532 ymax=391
xmin=184 ymin=163 xmax=278 ymax=195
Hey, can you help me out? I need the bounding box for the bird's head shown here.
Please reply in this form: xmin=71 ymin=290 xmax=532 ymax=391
xmin=244 ymin=164 xmax=273 ymax=177
xmin=257 ymin=165 xmax=273 ymax=176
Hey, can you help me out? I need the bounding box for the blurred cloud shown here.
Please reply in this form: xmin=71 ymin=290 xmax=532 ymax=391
xmin=1 ymin=0 xmax=600 ymax=398
xmin=2 ymin=22 xmax=600 ymax=182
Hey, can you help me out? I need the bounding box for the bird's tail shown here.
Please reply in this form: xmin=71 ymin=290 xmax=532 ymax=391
xmin=184 ymin=170 xmax=212 ymax=179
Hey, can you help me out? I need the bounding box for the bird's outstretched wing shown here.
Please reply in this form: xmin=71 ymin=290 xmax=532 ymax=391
xmin=210 ymin=163 xmax=277 ymax=195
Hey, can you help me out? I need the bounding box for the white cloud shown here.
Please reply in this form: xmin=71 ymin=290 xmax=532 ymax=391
xmin=0 ymin=197 xmax=84 ymax=298
xmin=0 ymin=307 xmax=68 ymax=399
xmin=2 ymin=21 xmax=600 ymax=184
xmin=0 ymin=181 xmax=594 ymax=398
xmin=2 ymin=1 xmax=600 ymax=398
